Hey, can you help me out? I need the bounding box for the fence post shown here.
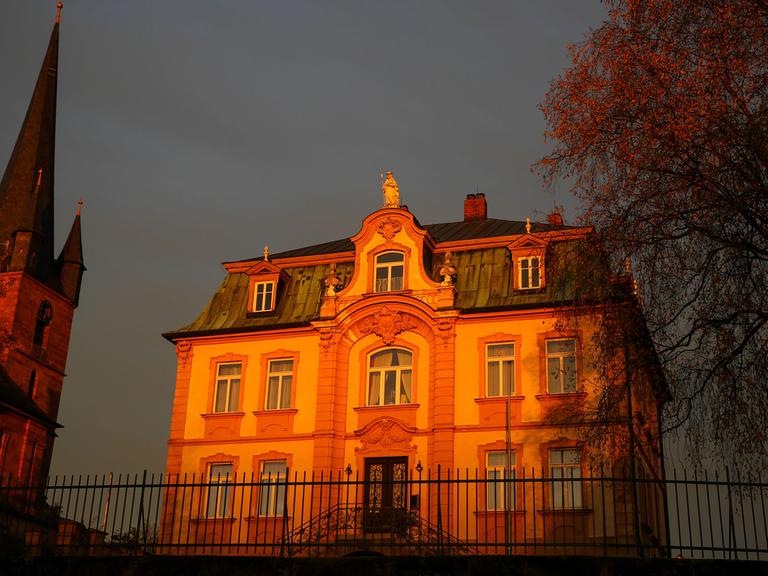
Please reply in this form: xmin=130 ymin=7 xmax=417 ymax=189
xmin=139 ymin=469 xmax=147 ymax=552
xmin=437 ymin=464 xmax=443 ymax=553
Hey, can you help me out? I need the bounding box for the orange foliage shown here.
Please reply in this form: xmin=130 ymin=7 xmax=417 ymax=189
xmin=538 ymin=1 xmax=768 ymax=468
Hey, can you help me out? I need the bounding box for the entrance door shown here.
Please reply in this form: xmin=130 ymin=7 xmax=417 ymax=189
xmin=363 ymin=457 xmax=408 ymax=533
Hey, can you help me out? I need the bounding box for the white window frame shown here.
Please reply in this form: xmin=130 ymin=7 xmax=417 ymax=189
xmin=266 ymin=359 xmax=293 ymax=410
xmin=374 ymin=251 xmax=405 ymax=292
xmin=549 ymin=448 xmax=582 ymax=509
xmin=486 ymin=450 xmax=516 ymax=511
xmin=518 ymin=256 xmax=541 ymax=289
xmin=206 ymin=463 xmax=234 ymax=518
xmin=253 ymin=281 xmax=275 ymax=312
xmin=214 ymin=363 xmax=241 ymax=413
xmin=258 ymin=460 xmax=287 ymax=516
xmin=486 ymin=343 xmax=515 ymax=397
xmin=546 ymin=338 xmax=578 ymax=394
xmin=367 ymin=348 xmax=413 ymax=406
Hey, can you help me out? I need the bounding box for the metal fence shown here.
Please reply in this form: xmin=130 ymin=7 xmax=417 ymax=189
xmin=1 ymin=467 xmax=766 ymax=559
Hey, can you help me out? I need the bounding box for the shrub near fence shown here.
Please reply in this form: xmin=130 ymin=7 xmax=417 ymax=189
xmin=1 ymin=468 xmax=766 ymax=559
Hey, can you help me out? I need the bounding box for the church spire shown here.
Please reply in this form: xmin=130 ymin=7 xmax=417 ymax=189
xmin=0 ymin=13 xmax=60 ymax=283
xmin=58 ymin=200 xmax=85 ymax=306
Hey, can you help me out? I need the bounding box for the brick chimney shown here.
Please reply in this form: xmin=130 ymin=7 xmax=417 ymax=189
xmin=547 ymin=207 xmax=564 ymax=226
xmin=464 ymin=193 xmax=487 ymax=221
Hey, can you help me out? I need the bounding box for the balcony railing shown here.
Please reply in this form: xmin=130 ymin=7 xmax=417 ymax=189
xmin=1 ymin=467 xmax=766 ymax=559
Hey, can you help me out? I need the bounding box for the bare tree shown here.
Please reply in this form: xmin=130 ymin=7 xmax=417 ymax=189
xmin=538 ymin=0 xmax=768 ymax=468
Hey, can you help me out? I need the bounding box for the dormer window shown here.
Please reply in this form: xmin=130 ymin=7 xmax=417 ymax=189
xmin=374 ymin=251 xmax=404 ymax=292
xmin=253 ymin=281 xmax=275 ymax=312
xmin=245 ymin=259 xmax=287 ymax=315
xmin=518 ymin=257 xmax=541 ymax=289
xmin=508 ymin=231 xmax=547 ymax=291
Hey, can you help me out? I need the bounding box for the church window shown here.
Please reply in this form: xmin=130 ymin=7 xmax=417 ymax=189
xmin=367 ymin=348 xmax=412 ymax=406
xmin=33 ymin=301 xmax=53 ymax=348
xmin=374 ymin=252 xmax=404 ymax=292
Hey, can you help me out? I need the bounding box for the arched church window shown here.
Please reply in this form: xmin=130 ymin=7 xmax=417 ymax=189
xmin=33 ymin=301 xmax=53 ymax=349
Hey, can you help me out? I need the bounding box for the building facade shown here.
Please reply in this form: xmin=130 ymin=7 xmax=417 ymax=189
xmin=164 ymin=179 xmax=667 ymax=553
xmin=0 ymin=10 xmax=85 ymax=489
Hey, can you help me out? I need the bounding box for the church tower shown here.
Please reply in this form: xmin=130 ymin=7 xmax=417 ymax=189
xmin=0 ymin=4 xmax=84 ymax=487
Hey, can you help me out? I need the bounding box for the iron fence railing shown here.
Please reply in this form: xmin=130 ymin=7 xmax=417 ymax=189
xmin=1 ymin=467 xmax=766 ymax=559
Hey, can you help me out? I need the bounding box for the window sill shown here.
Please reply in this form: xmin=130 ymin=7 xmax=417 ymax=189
xmin=535 ymin=392 xmax=587 ymax=402
xmin=191 ymin=517 xmax=237 ymax=524
xmin=201 ymin=412 xmax=244 ymax=439
xmin=201 ymin=411 xmax=246 ymax=419
xmin=363 ymin=289 xmax=412 ymax=298
xmin=246 ymin=310 xmax=277 ymax=318
xmin=475 ymin=396 xmax=525 ymax=404
xmin=253 ymin=409 xmax=298 ymax=436
xmin=253 ymin=408 xmax=298 ymax=417
xmin=537 ymin=508 xmax=592 ymax=515
xmin=474 ymin=509 xmax=526 ymax=516
xmin=475 ymin=397 xmax=524 ymax=426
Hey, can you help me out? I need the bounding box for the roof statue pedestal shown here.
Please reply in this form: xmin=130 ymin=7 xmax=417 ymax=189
xmin=437 ymin=251 xmax=457 ymax=309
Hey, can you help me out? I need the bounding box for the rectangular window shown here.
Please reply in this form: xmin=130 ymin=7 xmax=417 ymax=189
xmin=258 ymin=460 xmax=287 ymax=516
xmin=253 ymin=281 xmax=275 ymax=312
xmin=546 ymin=339 xmax=577 ymax=394
xmin=214 ymin=363 xmax=241 ymax=413
xmin=486 ymin=451 xmax=516 ymax=511
xmin=486 ymin=343 xmax=515 ymax=397
xmin=266 ymin=359 xmax=293 ymax=410
xmin=549 ymin=448 xmax=582 ymax=509
xmin=206 ymin=463 xmax=233 ymax=518
xmin=519 ymin=257 xmax=541 ymax=289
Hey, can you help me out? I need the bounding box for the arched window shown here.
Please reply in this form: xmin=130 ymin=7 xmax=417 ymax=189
xmin=367 ymin=348 xmax=412 ymax=406
xmin=374 ymin=252 xmax=404 ymax=292
xmin=33 ymin=301 xmax=53 ymax=349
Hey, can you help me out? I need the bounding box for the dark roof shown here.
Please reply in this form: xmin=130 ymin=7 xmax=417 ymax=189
xmin=231 ymin=218 xmax=575 ymax=263
xmin=425 ymin=218 xmax=569 ymax=243
xmin=57 ymin=211 xmax=84 ymax=266
xmin=166 ymin=234 xmax=610 ymax=339
xmin=0 ymin=21 xmax=60 ymax=285
xmin=0 ymin=364 xmax=58 ymax=427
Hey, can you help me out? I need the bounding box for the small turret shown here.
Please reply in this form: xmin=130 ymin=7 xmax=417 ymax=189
xmin=57 ymin=200 xmax=85 ymax=305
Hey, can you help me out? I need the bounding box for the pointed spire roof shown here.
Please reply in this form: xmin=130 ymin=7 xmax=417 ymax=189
xmin=0 ymin=17 xmax=59 ymax=282
xmin=58 ymin=200 xmax=84 ymax=267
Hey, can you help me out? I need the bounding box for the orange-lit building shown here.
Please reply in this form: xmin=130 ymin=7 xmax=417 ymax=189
xmin=0 ymin=11 xmax=84 ymax=490
xmin=163 ymin=177 xmax=667 ymax=553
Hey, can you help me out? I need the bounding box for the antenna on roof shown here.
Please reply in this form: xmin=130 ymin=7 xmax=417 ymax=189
xmin=56 ymin=2 xmax=63 ymax=24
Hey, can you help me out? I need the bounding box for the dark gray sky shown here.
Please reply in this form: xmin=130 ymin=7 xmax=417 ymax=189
xmin=0 ymin=1 xmax=608 ymax=476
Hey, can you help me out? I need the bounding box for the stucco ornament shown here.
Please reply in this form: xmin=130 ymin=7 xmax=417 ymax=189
xmin=176 ymin=340 xmax=192 ymax=365
xmin=357 ymin=418 xmax=415 ymax=450
xmin=381 ymin=171 xmax=400 ymax=208
xmin=375 ymin=217 xmax=403 ymax=241
xmin=439 ymin=251 xmax=457 ymax=286
xmin=323 ymin=262 xmax=343 ymax=295
xmin=359 ymin=306 xmax=415 ymax=344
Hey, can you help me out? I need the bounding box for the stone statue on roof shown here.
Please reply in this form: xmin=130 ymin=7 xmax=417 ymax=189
xmin=381 ymin=171 xmax=400 ymax=208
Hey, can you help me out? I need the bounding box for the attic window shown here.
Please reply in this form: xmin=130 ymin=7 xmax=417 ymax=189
xmin=253 ymin=281 xmax=275 ymax=312
xmin=518 ymin=257 xmax=541 ymax=289
xmin=374 ymin=251 xmax=404 ymax=292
